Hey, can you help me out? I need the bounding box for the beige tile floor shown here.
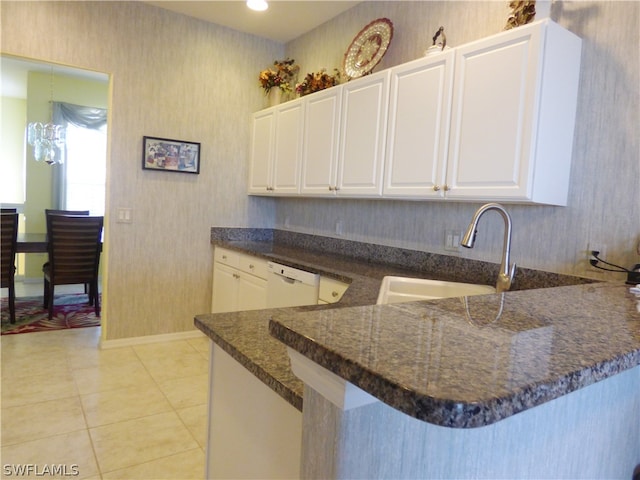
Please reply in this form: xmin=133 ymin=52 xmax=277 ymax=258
xmin=1 ymin=282 xmax=209 ymax=480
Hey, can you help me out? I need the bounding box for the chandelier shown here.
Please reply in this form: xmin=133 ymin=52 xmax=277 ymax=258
xmin=26 ymin=67 xmax=65 ymax=165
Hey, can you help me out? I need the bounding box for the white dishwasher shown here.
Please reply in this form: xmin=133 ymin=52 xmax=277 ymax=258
xmin=266 ymin=262 xmax=320 ymax=308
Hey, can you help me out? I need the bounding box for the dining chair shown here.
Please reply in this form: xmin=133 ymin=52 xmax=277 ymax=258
xmin=43 ymin=214 xmax=103 ymax=319
xmin=44 ymin=209 xmax=90 ymax=292
xmin=1 ymin=213 xmax=19 ymax=323
xmin=1 ymin=208 xmax=17 ymax=213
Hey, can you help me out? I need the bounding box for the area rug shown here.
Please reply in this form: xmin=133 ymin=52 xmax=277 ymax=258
xmin=1 ymin=293 xmax=100 ymax=335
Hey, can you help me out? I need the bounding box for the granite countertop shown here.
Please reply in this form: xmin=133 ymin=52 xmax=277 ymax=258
xmin=269 ymin=282 xmax=640 ymax=427
xmin=194 ymin=229 xmax=639 ymax=427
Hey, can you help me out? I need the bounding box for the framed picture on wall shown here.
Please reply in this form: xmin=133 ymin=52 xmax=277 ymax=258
xmin=142 ymin=136 xmax=200 ymax=174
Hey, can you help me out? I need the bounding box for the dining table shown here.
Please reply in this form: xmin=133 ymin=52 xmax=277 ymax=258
xmin=16 ymin=233 xmax=48 ymax=253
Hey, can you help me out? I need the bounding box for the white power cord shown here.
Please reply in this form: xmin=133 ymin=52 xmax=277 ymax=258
xmin=630 ymin=285 xmax=640 ymax=313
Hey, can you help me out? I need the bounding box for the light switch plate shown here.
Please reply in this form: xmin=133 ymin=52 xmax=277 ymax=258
xmin=116 ymin=208 xmax=132 ymax=224
xmin=444 ymin=229 xmax=461 ymax=252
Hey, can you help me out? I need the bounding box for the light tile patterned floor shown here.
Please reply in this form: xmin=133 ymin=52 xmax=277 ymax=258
xmin=1 ymin=284 xmax=209 ymax=480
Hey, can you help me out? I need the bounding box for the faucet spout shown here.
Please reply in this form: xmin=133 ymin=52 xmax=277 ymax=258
xmin=461 ymin=203 xmax=516 ymax=293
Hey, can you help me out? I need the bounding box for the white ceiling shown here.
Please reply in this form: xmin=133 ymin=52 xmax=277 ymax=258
xmin=143 ymin=1 xmax=361 ymax=43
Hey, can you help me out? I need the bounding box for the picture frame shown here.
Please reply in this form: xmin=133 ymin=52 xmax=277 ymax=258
xmin=142 ymin=136 xmax=200 ymax=174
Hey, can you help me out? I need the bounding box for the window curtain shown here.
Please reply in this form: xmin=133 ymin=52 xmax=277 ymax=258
xmin=51 ymin=102 xmax=107 ymax=209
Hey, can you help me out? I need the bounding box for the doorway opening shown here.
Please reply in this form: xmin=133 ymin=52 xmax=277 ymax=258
xmin=0 ymin=55 xmax=109 ymax=281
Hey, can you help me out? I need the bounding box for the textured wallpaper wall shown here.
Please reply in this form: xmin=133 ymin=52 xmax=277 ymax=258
xmin=1 ymin=1 xmax=280 ymax=340
xmin=280 ymin=1 xmax=640 ymax=280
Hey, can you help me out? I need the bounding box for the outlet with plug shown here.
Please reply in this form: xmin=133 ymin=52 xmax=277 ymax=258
xmin=587 ymin=244 xmax=606 ymax=270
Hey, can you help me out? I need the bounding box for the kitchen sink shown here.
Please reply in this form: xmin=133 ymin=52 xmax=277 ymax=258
xmin=376 ymin=276 xmax=497 ymax=305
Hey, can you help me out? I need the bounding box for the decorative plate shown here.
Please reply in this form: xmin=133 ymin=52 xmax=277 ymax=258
xmin=343 ymin=18 xmax=393 ymax=80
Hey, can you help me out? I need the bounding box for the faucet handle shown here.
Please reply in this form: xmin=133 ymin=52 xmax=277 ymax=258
xmin=497 ymin=263 xmax=516 ymax=293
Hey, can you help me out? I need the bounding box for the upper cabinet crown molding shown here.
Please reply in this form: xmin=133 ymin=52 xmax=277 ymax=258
xmin=249 ymin=19 xmax=582 ymax=206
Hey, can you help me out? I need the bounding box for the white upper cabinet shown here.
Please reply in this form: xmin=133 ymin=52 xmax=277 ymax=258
xmin=300 ymin=87 xmax=342 ymax=195
xmin=444 ymin=20 xmax=581 ymax=205
xmin=250 ymin=20 xmax=581 ymax=206
xmin=248 ymin=100 xmax=304 ymax=195
xmin=383 ymin=51 xmax=455 ymax=198
xmin=248 ymin=109 xmax=275 ymax=194
xmin=300 ymin=70 xmax=390 ymax=197
xmin=336 ymin=70 xmax=390 ymax=196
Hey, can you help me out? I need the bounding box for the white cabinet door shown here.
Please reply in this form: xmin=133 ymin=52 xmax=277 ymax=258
xmin=212 ymin=263 xmax=239 ymax=313
xmin=300 ymin=87 xmax=342 ymax=195
xmin=383 ymin=52 xmax=455 ymax=198
xmin=212 ymin=247 xmax=268 ymax=313
xmin=272 ymin=101 xmax=304 ymax=194
xmin=248 ymin=101 xmax=304 ymax=195
xmin=248 ymin=109 xmax=275 ymax=195
xmin=337 ymin=70 xmax=390 ymax=197
xmin=237 ymin=273 xmax=267 ymax=311
xmin=445 ymin=20 xmax=581 ymax=205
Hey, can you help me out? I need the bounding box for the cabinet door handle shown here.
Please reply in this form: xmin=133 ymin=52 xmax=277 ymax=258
xmin=222 ymin=255 xmax=227 ymax=260
xmin=332 ymin=291 xmax=339 ymax=298
xmin=233 ymin=273 xmax=240 ymax=279
xmin=328 ymin=186 xmax=335 ymax=191
xmin=249 ymin=264 xmax=254 ymax=269
xmin=433 ymin=185 xmax=441 ymax=192
xmin=443 ymin=185 xmax=450 ymax=192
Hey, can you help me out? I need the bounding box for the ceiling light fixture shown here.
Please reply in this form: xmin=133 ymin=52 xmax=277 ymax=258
xmin=246 ymin=0 xmax=268 ymax=12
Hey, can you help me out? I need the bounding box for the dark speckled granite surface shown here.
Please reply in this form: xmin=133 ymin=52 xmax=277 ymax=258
xmin=194 ymin=228 xmax=639 ymax=428
xmin=269 ymin=283 xmax=640 ymax=427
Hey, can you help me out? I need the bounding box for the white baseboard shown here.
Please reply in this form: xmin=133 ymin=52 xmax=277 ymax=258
xmin=100 ymin=329 xmax=206 ymax=349
xmin=20 ymin=277 xmax=43 ymax=284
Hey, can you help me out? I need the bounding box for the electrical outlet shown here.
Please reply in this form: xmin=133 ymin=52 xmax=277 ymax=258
xmin=444 ymin=229 xmax=461 ymax=252
xmin=587 ymin=243 xmax=607 ymax=270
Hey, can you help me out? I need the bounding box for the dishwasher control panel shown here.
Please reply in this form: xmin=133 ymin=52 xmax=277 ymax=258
xmin=267 ymin=262 xmax=320 ymax=286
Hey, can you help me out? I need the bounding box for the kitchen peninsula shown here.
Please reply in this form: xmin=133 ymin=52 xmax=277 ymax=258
xmin=195 ymin=228 xmax=640 ymax=479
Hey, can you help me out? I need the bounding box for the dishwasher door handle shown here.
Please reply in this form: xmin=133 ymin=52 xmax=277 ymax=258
xmin=275 ymin=274 xmax=296 ymax=284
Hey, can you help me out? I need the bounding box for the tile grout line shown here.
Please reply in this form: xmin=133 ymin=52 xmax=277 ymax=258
xmin=65 ymin=333 xmax=104 ymax=478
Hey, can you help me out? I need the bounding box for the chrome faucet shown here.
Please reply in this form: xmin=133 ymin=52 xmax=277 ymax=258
xmin=461 ymin=203 xmax=516 ymax=293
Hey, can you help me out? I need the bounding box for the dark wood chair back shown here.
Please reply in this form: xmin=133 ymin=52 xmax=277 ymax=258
xmin=43 ymin=214 xmax=103 ymax=319
xmin=1 ymin=213 xmax=19 ymax=323
xmin=43 ymin=209 xmax=90 ymax=289
xmin=1 ymin=208 xmax=17 ymax=214
xmin=45 ymin=209 xmax=90 ymax=217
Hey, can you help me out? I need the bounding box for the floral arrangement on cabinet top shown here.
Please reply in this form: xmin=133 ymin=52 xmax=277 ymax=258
xmin=296 ymin=68 xmax=342 ymax=96
xmin=258 ymin=58 xmax=300 ymax=95
xmin=259 ymin=58 xmax=342 ymax=106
